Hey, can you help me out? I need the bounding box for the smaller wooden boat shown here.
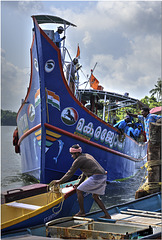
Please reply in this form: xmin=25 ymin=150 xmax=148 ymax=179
xmin=46 ymin=192 xmax=161 ymax=239
xmin=1 ymin=180 xmax=93 ymax=234
xmin=46 ymin=216 xmax=153 ymax=239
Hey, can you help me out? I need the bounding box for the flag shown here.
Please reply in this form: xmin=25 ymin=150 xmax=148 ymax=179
xmin=76 ymin=44 xmax=80 ymax=59
xmin=90 ymin=73 xmax=99 ymax=90
xmin=47 ymin=90 xmax=60 ymax=110
xmin=35 ymin=89 xmax=41 ymax=107
xmin=97 ymin=85 xmax=104 ymax=91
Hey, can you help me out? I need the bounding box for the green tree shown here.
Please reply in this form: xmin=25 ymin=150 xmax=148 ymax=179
xmin=149 ymin=78 xmax=162 ymax=102
xmin=1 ymin=109 xmax=17 ymax=126
xmin=140 ymin=96 xmax=161 ymax=109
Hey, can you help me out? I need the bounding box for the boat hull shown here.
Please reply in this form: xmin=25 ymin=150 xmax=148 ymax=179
xmin=16 ymin=16 xmax=147 ymax=184
xmin=1 ymin=183 xmax=93 ymax=234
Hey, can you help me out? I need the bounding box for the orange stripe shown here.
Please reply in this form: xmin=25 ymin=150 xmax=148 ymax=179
xmin=46 ymin=135 xmax=56 ymax=142
xmin=36 ymin=135 xmax=41 ymax=140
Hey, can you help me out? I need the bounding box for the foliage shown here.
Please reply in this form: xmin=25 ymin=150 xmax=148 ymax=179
xmin=149 ymin=78 xmax=162 ymax=102
xmin=115 ymin=78 xmax=162 ymax=121
xmin=140 ymin=96 xmax=161 ymax=109
xmin=1 ymin=109 xmax=17 ymax=126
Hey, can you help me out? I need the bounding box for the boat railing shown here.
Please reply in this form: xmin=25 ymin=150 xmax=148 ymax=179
xmin=62 ymin=46 xmax=80 ymax=97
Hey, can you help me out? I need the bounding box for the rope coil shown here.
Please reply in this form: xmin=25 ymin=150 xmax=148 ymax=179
xmin=47 ymin=181 xmax=65 ymax=215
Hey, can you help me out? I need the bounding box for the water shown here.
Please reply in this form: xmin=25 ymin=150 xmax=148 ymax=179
xmin=1 ymin=126 xmax=147 ymax=210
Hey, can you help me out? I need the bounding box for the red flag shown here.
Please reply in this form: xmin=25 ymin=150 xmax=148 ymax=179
xmin=97 ymin=85 xmax=104 ymax=91
xmin=90 ymin=73 xmax=99 ymax=90
xmin=76 ymin=44 xmax=80 ymax=59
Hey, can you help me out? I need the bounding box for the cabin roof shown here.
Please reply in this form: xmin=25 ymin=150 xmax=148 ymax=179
xmin=78 ymin=89 xmax=138 ymax=103
xmin=77 ymin=89 xmax=143 ymax=111
xmin=32 ymin=15 xmax=77 ymax=27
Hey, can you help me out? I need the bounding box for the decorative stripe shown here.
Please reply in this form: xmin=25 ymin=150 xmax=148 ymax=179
xmin=46 ymin=130 xmax=61 ymax=138
xmin=46 ymin=141 xmax=53 ymax=147
xmin=46 ymin=135 xmax=57 ymax=142
xmin=36 ymin=135 xmax=41 ymax=141
xmin=35 ymin=129 xmax=41 ymax=136
xmin=44 ymin=123 xmax=147 ymax=162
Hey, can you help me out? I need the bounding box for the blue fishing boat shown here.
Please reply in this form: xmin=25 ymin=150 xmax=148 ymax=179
xmin=2 ymin=192 xmax=161 ymax=239
xmin=16 ymin=15 xmax=147 ymax=184
xmin=46 ymin=192 xmax=161 ymax=239
xmin=1 ymin=180 xmax=93 ymax=234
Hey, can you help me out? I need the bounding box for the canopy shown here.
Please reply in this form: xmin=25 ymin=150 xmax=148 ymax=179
xmin=32 ymin=15 xmax=77 ymax=27
xmin=150 ymin=106 xmax=162 ymax=114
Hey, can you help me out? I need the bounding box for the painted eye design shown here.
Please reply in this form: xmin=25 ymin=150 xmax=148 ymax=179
xmin=34 ymin=58 xmax=39 ymax=72
xmin=45 ymin=60 xmax=55 ymax=73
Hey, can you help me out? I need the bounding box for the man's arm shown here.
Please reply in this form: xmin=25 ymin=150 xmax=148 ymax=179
xmin=52 ymin=159 xmax=80 ymax=185
xmin=126 ymin=111 xmax=138 ymax=118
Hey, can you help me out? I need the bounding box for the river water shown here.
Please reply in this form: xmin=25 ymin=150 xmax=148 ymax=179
xmin=1 ymin=126 xmax=147 ymax=210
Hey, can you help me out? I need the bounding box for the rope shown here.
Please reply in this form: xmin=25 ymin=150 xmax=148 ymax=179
xmin=142 ymin=182 xmax=161 ymax=192
xmin=47 ymin=181 xmax=65 ymax=215
xmin=139 ymin=164 xmax=148 ymax=189
xmin=138 ymin=161 xmax=161 ymax=192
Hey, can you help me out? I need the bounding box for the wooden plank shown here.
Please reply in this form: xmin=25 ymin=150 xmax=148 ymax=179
xmin=120 ymin=210 xmax=161 ymax=219
xmin=6 ymin=202 xmax=40 ymax=210
xmin=127 ymin=209 xmax=162 ymax=216
xmin=111 ymin=213 xmax=132 ymax=220
xmin=119 ymin=216 xmax=161 ymax=225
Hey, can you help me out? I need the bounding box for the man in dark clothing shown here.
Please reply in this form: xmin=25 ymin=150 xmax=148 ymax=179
xmin=52 ymin=144 xmax=111 ymax=219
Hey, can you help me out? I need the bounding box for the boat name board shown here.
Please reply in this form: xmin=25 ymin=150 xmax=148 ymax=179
xmin=75 ymin=118 xmax=125 ymax=150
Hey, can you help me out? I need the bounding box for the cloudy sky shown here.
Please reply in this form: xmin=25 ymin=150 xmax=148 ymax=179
xmin=1 ymin=1 xmax=161 ymax=112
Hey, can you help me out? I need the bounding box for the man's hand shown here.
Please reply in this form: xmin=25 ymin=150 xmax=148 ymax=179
xmin=50 ymin=180 xmax=60 ymax=186
xmin=74 ymin=183 xmax=79 ymax=189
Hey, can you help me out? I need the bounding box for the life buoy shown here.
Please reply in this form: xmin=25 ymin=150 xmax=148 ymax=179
xmin=13 ymin=128 xmax=20 ymax=153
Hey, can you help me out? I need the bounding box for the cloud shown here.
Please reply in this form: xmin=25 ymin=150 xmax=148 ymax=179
xmin=18 ymin=1 xmax=44 ymax=14
xmin=83 ymin=31 xmax=92 ymax=45
xmin=1 ymin=49 xmax=29 ymax=112
xmin=1 ymin=1 xmax=161 ymax=112
xmin=89 ymin=33 xmax=161 ymax=98
xmin=59 ymin=1 xmax=161 ymax=99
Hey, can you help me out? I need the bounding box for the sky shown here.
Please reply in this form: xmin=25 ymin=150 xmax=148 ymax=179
xmin=1 ymin=0 xmax=161 ymax=112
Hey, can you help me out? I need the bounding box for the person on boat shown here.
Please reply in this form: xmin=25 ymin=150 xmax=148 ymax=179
xmin=52 ymin=144 xmax=111 ymax=219
xmin=113 ymin=115 xmax=131 ymax=134
xmin=126 ymin=107 xmax=161 ymax=142
xmin=66 ymin=58 xmax=80 ymax=94
xmin=134 ymin=119 xmax=144 ymax=131
xmin=54 ymin=26 xmax=66 ymax=48
xmin=126 ymin=122 xmax=135 ymax=138
xmin=134 ymin=124 xmax=142 ymax=141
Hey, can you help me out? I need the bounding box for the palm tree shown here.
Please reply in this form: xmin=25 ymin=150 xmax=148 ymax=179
xmin=149 ymin=78 xmax=162 ymax=102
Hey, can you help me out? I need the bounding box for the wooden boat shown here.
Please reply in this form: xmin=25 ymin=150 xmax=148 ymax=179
xmin=1 ymin=180 xmax=93 ymax=234
xmin=16 ymin=15 xmax=147 ymax=184
xmin=46 ymin=192 xmax=161 ymax=239
xmin=2 ymin=193 xmax=161 ymax=239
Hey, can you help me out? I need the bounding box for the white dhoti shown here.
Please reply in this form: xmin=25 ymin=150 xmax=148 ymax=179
xmin=77 ymin=174 xmax=107 ymax=195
